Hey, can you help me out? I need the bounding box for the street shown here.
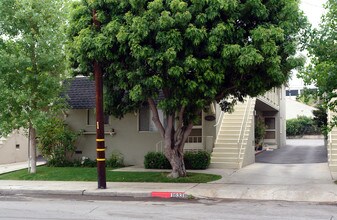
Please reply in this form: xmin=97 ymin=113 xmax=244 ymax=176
xmin=0 ymin=194 xmax=336 ymax=220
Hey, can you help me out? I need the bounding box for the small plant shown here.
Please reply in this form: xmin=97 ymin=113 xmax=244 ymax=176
xmin=46 ymin=158 xmax=74 ymax=167
xmin=144 ymin=152 xmax=171 ymax=169
xmin=255 ymin=116 xmax=266 ymax=150
xmin=313 ymin=105 xmax=328 ymax=138
xmin=106 ymin=151 xmax=124 ymax=168
xmin=81 ymin=157 xmax=96 ymax=167
xmin=184 ymin=151 xmax=210 ymax=170
xmin=37 ymin=117 xmax=78 ymax=166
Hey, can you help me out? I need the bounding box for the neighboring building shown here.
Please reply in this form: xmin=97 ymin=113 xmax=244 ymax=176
xmin=285 ymin=98 xmax=316 ymax=120
xmin=64 ymin=77 xmax=286 ymax=169
xmin=0 ymin=130 xmax=28 ymax=164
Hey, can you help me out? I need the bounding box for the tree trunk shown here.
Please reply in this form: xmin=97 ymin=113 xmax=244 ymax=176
xmin=147 ymin=98 xmax=194 ymax=178
xmin=163 ymin=121 xmax=193 ymax=178
xmin=164 ymin=144 xmax=186 ymax=178
xmin=29 ymin=125 xmax=37 ymax=174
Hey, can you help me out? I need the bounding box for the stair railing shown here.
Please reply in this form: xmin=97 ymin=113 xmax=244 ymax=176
xmin=237 ymin=98 xmax=253 ymax=167
xmin=214 ymin=110 xmax=225 ymax=141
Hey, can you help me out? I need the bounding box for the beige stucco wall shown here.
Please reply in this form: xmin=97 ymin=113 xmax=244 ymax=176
xmin=242 ymin=116 xmax=255 ymax=167
xmin=0 ymin=130 xmax=28 ymax=164
xmin=65 ymin=109 xmax=216 ymax=166
xmin=66 ymin=109 xmax=164 ymax=166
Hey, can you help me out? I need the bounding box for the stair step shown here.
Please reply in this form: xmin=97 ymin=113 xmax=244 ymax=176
xmin=212 ymin=147 xmax=239 ymax=154
xmin=211 ymin=157 xmax=238 ymax=163
xmin=209 ymin=162 xmax=240 ymax=169
xmin=216 ymin=139 xmax=247 ymax=145
xmin=218 ymin=130 xmax=240 ymax=135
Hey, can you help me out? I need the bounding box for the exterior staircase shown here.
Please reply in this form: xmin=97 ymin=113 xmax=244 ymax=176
xmin=210 ymin=98 xmax=256 ymax=169
xmin=328 ymin=127 xmax=337 ymax=172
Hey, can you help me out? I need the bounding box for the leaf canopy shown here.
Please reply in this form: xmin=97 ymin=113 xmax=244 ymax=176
xmin=0 ymin=0 xmax=68 ymax=134
xmin=68 ymin=0 xmax=307 ymax=121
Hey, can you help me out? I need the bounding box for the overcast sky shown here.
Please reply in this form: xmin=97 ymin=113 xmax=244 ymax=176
xmin=288 ymin=0 xmax=327 ymax=88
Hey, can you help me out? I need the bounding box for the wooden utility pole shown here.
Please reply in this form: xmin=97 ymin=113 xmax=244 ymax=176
xmin=93 ymin=9 xmax=106 ymax=189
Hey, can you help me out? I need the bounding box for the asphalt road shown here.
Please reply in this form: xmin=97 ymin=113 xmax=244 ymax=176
xmin=0 ymin=194 xmax=336 ymax=220
xmin=256 ymin=139 xmax=327 ymax=164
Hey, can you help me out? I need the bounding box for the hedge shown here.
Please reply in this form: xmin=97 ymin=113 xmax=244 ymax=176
xmin=144 ymin=151 xmax=211 ymax=170
xmin=286 ymin=116 xmax=321 ymax=136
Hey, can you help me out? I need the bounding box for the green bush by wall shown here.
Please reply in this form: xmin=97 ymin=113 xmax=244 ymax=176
xmin=144 ymin=151 xmax=211 ymax=170
xmin=286 ymin=116 xmax=321 ymax=136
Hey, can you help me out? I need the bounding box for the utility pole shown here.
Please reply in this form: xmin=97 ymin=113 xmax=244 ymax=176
xmin=93 ymin=9 xmax=106 ymax=189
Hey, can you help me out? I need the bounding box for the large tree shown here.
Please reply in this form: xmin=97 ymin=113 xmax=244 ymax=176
xmin=68 ymin=0 xmax=307 ymax=177
xmin=0 ymin=0 xmax=68 ymax=173
xmin=298 ymin=0 xmax=337 ymax=125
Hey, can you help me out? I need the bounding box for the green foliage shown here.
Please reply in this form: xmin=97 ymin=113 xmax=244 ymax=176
xmin=37 ymin=117 xmax=78 ymax=166
xmin=46 ymin=159 xmax=74 ymax=168
xmin=68 ymin=0 xmax=307 ymax=121
xmin=144 ymin=152 xmax=171 ymax=169
xmin=144 ymin=151 xmax=210 ymax=170
xmin=296 ymin=88 xmax=319 ymax=107
xmin=80 ymin=157 xmax=97 ymax=167
xmin=286 ymin=116 xmax=320 ymax=136
xmin=312 ymin=105 xmax=328 ymax=138
xmin=255 ymin=116 xmax=266 ymax=145
xmin=106 ymin=151 xmax=124 ymax=168
xmin=184 ymin=151 xmax=210 ymax=170
xmin=298 ymin=0 xmax=337 ymax=126
xmin=0 ymin=0 xmax=69 ymax=134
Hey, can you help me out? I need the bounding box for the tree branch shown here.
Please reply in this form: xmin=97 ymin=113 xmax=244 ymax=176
xmin=148 ymin=98 xmax=165 ymax=138
xmin=178 ymin=123 xmax=194 ymax=153
xmin=174 ymin=106 xmax=185 ymax=141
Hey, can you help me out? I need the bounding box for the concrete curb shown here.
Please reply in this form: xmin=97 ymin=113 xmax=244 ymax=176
xmin=1 ymin=184 xmax=337 ymax=203
xmin=0 ymin=189 xmax=84 ymax=196
xmin=83 ymin=190 xmax=151 ymax=198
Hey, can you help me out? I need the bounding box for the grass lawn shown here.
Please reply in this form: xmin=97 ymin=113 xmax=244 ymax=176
xmin=0 ymin=166 xmax=221 ymax=183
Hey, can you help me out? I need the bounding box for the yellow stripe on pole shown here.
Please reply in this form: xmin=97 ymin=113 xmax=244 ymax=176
xmin=96 ymin=139 xmax=105 ymax=142
xmin=96 ymin=148 xmax=105 ymax=152
xmin=97 ymin=158 xmax=106 ymax=162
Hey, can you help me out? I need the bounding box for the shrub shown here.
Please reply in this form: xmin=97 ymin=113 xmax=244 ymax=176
xmin=144 ymin=151 xmax=211 ymax=170
xmin=106 ymin=151 xmax=124 ymax=168
xmin=144 ymin=152 xmax=171 ymax=169
xmin=46 ymin=158 xmax=74 ymax=167
xmin=286 ymin=116 xmax=320 ymax=136
xmin=37 ymin=117 xmax=78 ymax=166
xmin=255 ymin=116 xmax=266 ymax=145
xmin=81 ymin=157 xmax=96 ymax=167
xmin=184 ymin=151 xmax=211 ymax=170
xmin=313 ymin=105 xmax=328 ymax=138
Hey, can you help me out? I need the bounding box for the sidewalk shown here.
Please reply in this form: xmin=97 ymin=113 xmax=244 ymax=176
xmin=0 ymin=162 xmax=337 ymax=203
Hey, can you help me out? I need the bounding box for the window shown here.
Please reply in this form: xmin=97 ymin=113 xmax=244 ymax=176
xmin=139 ymin=106 xmax=164 ymax=132
xmin=87 ymin=109 xmax=109 ymax=125
xmin=286 ymin=89 xmax=299 ymax=96
xmin=15 ymin=144 xmax=20 ymax=149
xmin=264 ymin=117 xmax=276 ymax=140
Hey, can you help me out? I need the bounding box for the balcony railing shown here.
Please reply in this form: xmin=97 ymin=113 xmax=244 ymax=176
xmin=258 ymin=88 xmax=280 ymax=109
xmin=155 ymin=136 xmax=213 ymax=153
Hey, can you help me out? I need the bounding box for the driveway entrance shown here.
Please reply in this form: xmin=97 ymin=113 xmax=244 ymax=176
xmin=256 ymin=139 xmax=327 ymax=164
xmin=212 ymin=139 xmax=333 ymax=184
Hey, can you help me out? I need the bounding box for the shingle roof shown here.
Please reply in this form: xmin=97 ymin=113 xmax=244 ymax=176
xmin=65 ymin=77 xmax=95 ymax=109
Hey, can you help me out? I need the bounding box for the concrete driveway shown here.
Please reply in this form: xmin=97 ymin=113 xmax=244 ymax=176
xmin=256 ymin=139 xmax=327 ymax=164
xmin=212 ymin=139 xmax=334 ymax=184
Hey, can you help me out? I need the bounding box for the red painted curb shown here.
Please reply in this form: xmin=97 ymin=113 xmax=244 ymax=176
xmin=151 ymin=192 xmax=186 ymax=199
